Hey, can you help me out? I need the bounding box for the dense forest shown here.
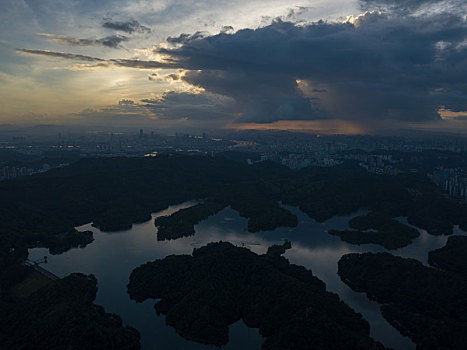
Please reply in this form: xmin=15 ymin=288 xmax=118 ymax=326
xmin=329 ymin=212 xmax=420 ymax=249
xmin=128 ymin=241 xmax=386 ymax=350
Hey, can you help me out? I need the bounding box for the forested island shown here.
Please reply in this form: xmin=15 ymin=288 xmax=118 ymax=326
xmin=128 ymin=241 xmax=386 ymax=350
xmin=338 ymin=252 xmax=467 ymax=350
xmin=329 ymin=212 xmax=420 ymax=249
xmin=155 ymin=201 xmax=227 ymax=240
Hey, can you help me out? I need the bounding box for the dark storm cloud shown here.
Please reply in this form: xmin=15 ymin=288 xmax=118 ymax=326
xmin=181 ymin=69 xmax=324 ymax=122
xmin=360 ymin=0 xmax=444 ymax=12
xmin=141 ymin=91 xmax=234 ymax=122
xmin=156 ymin=9 xmax=467 ymax=122
xmin=102 ymin=19 xmax=151 ymax=34
xmin=167 ymin=31 xmax=209 ymax=45
xmin=40 ymin=33 xmax=129 ymax=48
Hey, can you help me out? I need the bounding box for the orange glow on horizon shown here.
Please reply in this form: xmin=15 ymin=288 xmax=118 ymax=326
xmin=225 ymin=120 xmax=372 ymax=135
xmin=438 ymin=107 xmax=467 ymax=120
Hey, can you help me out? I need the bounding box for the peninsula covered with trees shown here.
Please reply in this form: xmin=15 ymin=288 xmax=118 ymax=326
xmin=338 ymin=252 xmax=467 ymax=350
xmin=155 ymin=201 xmax=227 ymax=240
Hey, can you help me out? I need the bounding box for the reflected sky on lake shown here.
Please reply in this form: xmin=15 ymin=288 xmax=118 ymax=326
xmin=29 ymin=202 xmax=467 ymax=350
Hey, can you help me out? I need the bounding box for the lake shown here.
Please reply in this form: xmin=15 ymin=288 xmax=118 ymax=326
xmin=29 ymin=202 xmax=466 ymax=350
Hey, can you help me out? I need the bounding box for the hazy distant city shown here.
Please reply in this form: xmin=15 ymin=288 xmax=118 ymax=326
xmin=3 ymin=127 xmax=467 ymax=201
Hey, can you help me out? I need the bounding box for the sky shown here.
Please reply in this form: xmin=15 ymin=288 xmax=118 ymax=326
xmin=1 ymin=0 xmax=466 ymax=134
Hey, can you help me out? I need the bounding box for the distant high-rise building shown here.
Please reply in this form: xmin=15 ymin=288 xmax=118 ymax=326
xmin=3 ymin=166 xmax=10 ymax=180
xmin=10 ymin=167 xmax=17 ymax=179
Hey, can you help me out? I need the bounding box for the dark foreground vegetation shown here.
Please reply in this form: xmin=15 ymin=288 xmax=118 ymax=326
xmin=1 ymin=272 xmax=140 ymax=349
xmin=338 ymin=252 xmax=467 ymax=350
xmin=128 ymin=241 xmax=386 ymax=350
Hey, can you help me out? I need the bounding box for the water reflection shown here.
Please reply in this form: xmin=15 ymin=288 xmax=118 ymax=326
xmin=29 ymin=203 xmax=466 ymax=350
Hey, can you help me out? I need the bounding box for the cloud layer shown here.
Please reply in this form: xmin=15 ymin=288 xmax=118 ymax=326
xmin=360 ymin=0 xmax=446 ymax=12
xmin=38 ymin=33 xmax=129 ymax=48
xmin=5 ymin=0 xmax=467 ymax=131
xmin=16 ymin=49 xmax=177 ymax=69
xmin=156 ymin=7 xmax=467 ymax=123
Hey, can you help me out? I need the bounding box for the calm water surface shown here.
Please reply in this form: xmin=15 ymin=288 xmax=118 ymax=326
xmin=29 ymin=203 xmax=466 ymax=350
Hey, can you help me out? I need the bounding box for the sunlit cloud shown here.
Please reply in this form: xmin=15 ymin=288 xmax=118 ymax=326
xmin=439 ymin=107 xmax=467 ymax=120
xmin=228 ymin=120 xmax=374 ymax=135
